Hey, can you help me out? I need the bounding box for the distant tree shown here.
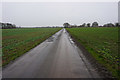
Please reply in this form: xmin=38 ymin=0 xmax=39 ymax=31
xmin=115 ymin=23 xmax=120 ymax=27
xmin=2 ymin=23 xmax=7 ymax=29
xmin=63 ymin=23 xmax=70 ymax=28
xmin=1 ymin=22 xmax=16 ymax=29
xmin=103 ymin=23 xmax=115 ymax=27
xmin=92 ymin=22 xmax=98 ymax=27
xmin=72 ymin=24 xmax=77 ymax=27
xmin=107 ymin=23 xmax=115 ymax=27
xmin=103 ymin=24 xmax=107 ymax=27
xmin=78 ymin=25 xmax=82 ymax=27
xmin=0 ymin=22 xmax=2 ymax=28
xmin=12 ymin=24 xmax=16 ymax=28
xmin=82 ymin=23 xmax=86 ymax=27
xmin=87 ymin=23 xmax=90 ymax=27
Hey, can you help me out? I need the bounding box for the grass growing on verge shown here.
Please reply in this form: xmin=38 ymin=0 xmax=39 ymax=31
xmin=2 ymin=28 xmax=62 ymax=66
xmin=66 ymin=27 xmax=119 ymax=78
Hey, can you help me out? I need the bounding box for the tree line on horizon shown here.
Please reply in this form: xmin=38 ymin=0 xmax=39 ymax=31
xmin=1 ymin=22 xmax=120 ymax=29
xmin=0 ymin=22 xmax=17 ymax=29
xmin=0 ymin=22 xmax=61 ymax=29
xmin=63 ymin=22 xmax=120 ymax=28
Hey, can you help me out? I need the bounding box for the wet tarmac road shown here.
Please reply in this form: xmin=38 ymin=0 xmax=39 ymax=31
xmin=3 ymin=29 xmax=101 ymax=78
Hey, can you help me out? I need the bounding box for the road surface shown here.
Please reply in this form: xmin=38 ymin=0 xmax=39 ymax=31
xmin=3 ymin=29 xmax=101 ymax=78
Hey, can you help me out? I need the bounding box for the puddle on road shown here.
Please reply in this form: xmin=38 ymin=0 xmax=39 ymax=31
xmin=64 ymin=29 xmax=74 ymax=44
xmin=46 ymin=29 xmax=63 ymax=42
xmin=47 ymin=36 xmax=54 ymax=42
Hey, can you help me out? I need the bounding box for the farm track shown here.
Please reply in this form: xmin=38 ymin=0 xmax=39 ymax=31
xmin=3 ymin=29 xmax=101 ymax=78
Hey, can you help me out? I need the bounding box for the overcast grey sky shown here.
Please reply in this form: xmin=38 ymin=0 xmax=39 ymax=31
xmin=2 ymin=2 xmax=118 ymax=27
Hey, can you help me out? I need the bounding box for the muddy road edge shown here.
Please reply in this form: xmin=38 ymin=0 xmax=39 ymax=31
xmin=66 ymin=28 xmax=114 ymax=78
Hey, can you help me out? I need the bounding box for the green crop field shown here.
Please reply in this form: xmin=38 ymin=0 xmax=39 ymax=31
xmin=66 ymin=27 xmax=119 ymax=78
xmin=2 ymin=28 xmax=61 ymax=66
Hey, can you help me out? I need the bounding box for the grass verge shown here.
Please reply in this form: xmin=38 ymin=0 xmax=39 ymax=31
xmin=66 ymin=27 xmax=119 ymax=79
xmin=2 ymin=28 xmax=62 ymax=66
